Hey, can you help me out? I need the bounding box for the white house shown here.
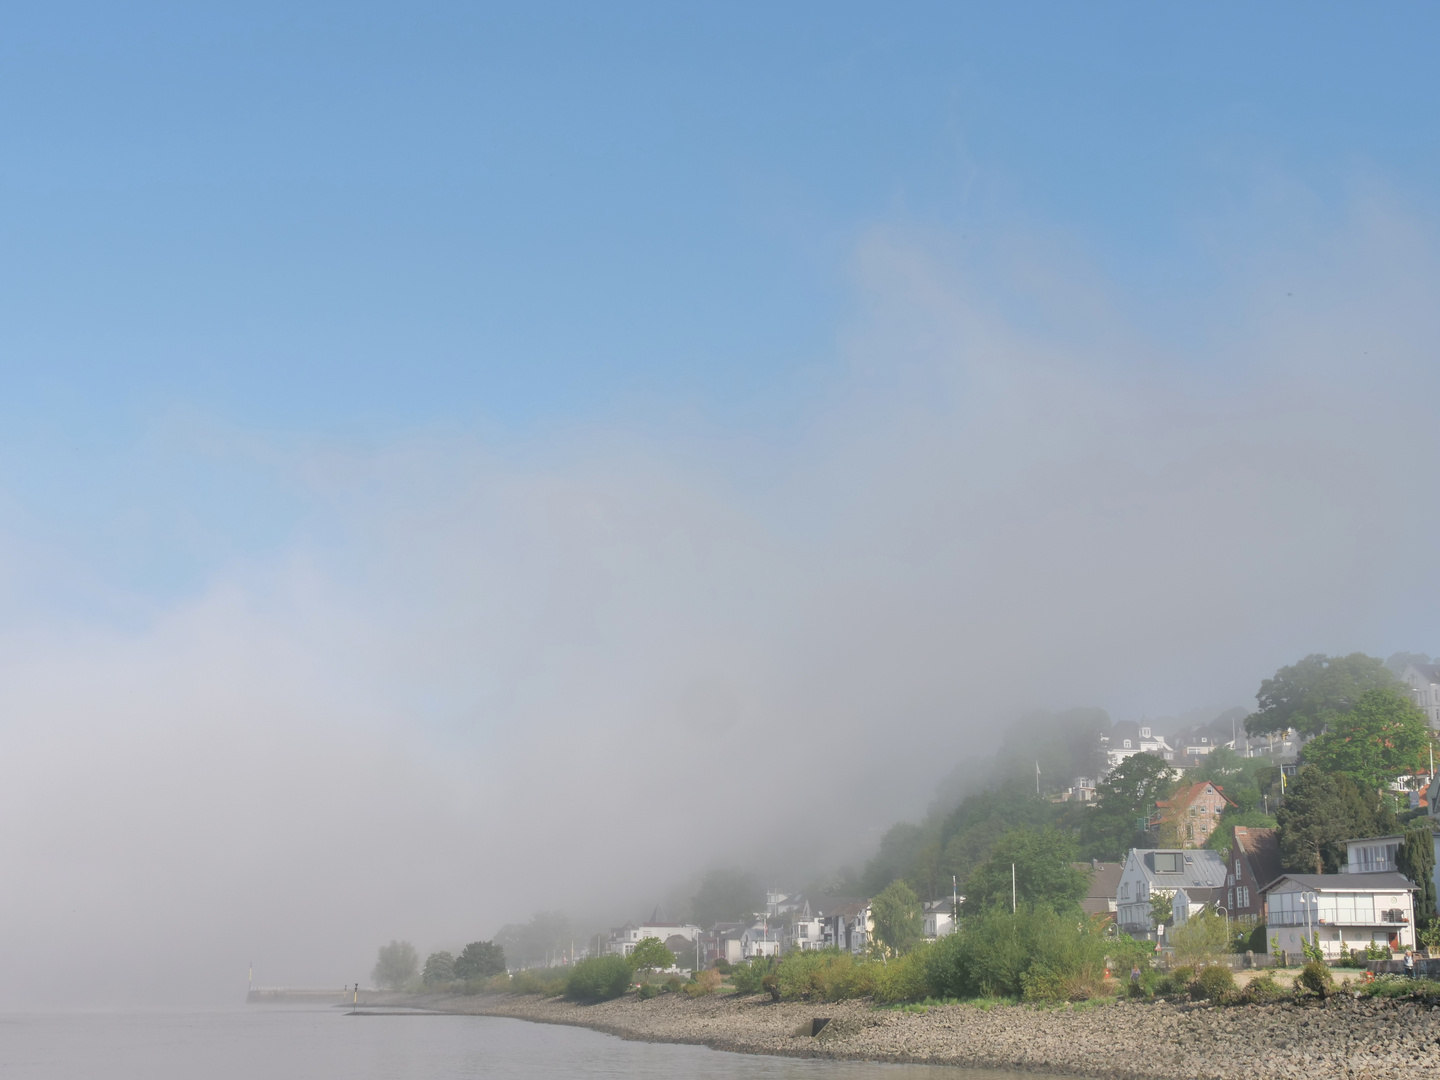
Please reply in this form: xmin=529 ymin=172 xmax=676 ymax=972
xmin=1101 ymin=723 xmax=1177 ymax=771
xmin=1402 ymin=663 xmax=1440 ymax=731
xmin=922 ymin=899 xmax=957 ymax=940
xmin=783 ymin=900 xmax=826 ymax=951
xmin=1115 ymin=848 xmax=1227 ymax=938
xmin=1344 ymin=832 xmax=1440 ymax=925
xmin=740 ymin=925 xmax=781 ymax=959
xmin=1263 ymin=872 xmax=1416 ymax=957
xmin=819 ymin=900 xmax=872 ymax=954
xmin=606 ymin=914 xmax=700 ymax=956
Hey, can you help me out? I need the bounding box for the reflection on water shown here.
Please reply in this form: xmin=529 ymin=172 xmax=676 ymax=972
xmin=0 ymin=1008 xmax=1064 ymax=1080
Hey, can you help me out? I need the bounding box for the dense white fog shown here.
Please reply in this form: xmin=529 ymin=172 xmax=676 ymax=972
xmin=2 ymin=202 xmax=1438 ymax=1006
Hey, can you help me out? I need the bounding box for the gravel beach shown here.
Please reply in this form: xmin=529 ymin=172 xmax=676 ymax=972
xmin=385 ymin=989 xmax=1440 ymax=1079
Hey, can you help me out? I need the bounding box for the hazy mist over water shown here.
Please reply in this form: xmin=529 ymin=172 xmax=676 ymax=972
xmin=4 ymin=4 xmax=1440 ymax=1014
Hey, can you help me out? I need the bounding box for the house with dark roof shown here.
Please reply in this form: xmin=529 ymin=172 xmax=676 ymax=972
xmin=1073 ymin=859 xmax=1122 ymax=919
xmin=1263 ymin=872 xmax=1417 ymax=958
xmin=1230 ymin=826 xmax=1281 ymax=921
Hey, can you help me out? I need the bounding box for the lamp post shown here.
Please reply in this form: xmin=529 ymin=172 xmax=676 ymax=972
xmin=1216 ymin=904 xmax=1229 ymax=950
xmin=1299 ymin=890 xmax=1319 ymax=960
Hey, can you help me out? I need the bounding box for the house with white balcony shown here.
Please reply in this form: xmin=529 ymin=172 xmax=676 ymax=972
xmin=1263 ymin=872 xmax=1415 ymax=957
xmin=1343 ymin=831 xmax=1440 ymax=925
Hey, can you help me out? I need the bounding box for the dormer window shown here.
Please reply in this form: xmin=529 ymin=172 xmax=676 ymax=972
xmin=1123 ymin=739 xmax=1132 ymax=749
xmin=1140 ymin=726 xmax=1151 ymax=739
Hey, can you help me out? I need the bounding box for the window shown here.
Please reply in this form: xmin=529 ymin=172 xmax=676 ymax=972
xmin=1123 ymin=739 xmax=1132 ymax=749
xmin=1154 ymin=852 xmax=1182 ymax=873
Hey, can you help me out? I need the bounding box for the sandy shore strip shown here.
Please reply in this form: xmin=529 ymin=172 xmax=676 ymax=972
xmin=370 ymin=989 xmax=1440 ymax=1079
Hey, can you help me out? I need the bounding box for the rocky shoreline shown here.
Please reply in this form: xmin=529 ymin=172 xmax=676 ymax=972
xmin=382 ymin=989 xmax=1440 ymax=1079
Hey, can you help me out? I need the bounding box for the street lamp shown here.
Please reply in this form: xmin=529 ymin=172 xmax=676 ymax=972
xmin=1299 ymin=891 xmax=1319 ymax=960
xmin=1215 ymin=904 xmax=1229 ymax=949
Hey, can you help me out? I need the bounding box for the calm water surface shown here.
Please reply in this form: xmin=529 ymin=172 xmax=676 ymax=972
xmin=0 ymin=1008 xmax=1059 ymax=1080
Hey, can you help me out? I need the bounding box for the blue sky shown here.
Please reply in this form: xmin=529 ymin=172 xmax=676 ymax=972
xmin=2 ymin=2 xmax=1438 ymax=617
xmin=10 ymin=5 xmax=1440 ymax=1001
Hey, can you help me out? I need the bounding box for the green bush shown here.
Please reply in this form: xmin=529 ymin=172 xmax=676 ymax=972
xmin=663 ymin=976 xmax=683 ymax=994
xmin=873 ymin=945 xmax=934 ymax=1004
xmin=926 ymin=904 xmax=1114 ymax=1002
xmin=637 ymin=982 xmax=659 ymax=1000
xmin=1298 ymin=961 xmax=1334 ymax=997
xmin=1247 ymin=924 xmax=1267 ymax=953
xmin=1190 ymin=964 xmax=1235 ymax=1002
xmin=1154 ymin=965 xmax=1195 ymax=998
xmin=1239 ymin=971 xmax=1287 ymax=1004
xmin=730 ymin=956 xmax=776 ymax=995
xmin=565 ymin=955 xmax=633 ymax=1002
xmin=713 ymin=958 xmax=733 ymax=974
xmin=775 ymin=950 xmax=873 ymax=1002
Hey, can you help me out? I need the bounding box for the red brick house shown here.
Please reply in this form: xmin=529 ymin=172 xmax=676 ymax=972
xmin=1152 ymin=781 xmax=1235 ymax=847
xmin=1230 ymin=826 xmax=1281 ymax=921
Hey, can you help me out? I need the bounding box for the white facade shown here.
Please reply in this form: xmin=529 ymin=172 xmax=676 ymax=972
xmin=1403 ymin=663 xmax=1440 ymax=731
xmin=1265 ymin=873 xmax=1415 ymax=957
xmin=922 ymin=899 xmax=957 ymax=939
xmin=607 ymin=921 xmax=700 ymax=956
xmin=1102 ymin=724 xmax=1177 ymax=770
xmin=1116 ymin=848 xmax=1227 ymax=936
xmin=1345 ymin=833 xmax=1440 ymax=924
xmin=740 ymin=928 xmax=780 ymax=958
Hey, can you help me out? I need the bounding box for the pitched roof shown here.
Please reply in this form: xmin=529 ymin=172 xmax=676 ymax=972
xmin=1073 ymin=861 xmax=1123 ymax=918
xmin=1263 ymin=871 xmax=1415 ymax=893
xmin=1233 ymin=826 xmax=1281 ymax=888
xmin=1408 ymin=662 xmax=1440 ymax=684
xmin=1156 ymin=782 xmax=1236 ymax=811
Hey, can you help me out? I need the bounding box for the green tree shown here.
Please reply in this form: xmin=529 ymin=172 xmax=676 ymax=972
xmin=627 ymin=936 xmax=675 ymax=977
xmin=1169 ymin=909 xmax=1227 ymax=962
xmin=1244 ymin=653 xmax=1401 ymax=738
xmin=1081 ymin=753 xmax=1177 ymax=860
xmin=691 ymin=868 xmax=764 ymax=927
xmin=1397 ymin=827 xmax=1438 ymax=927
xmin=869 ymin=879 xmax=924 ymax=955
xmin=1300 ymin=688 xmax=1431 ymax=793
xmin=453 ymin=940 xmax=507 ymax=980
xmin=1148 ymin=891 xmax=1173 ymax=930
xmin=372 ymin=940 xmax=419 ymax=990
xmin=962 ymin=826 xmax=1088 ymax=914
xmin=422 ymin=950 xmax=455 ymax=986
xmin=1276 ymin=766 xmax=1397 ymax=874
xmin=1204 ymin=810 xmax=1278 ymax=860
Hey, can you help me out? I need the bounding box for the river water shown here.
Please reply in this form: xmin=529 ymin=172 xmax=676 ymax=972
xmin=0 ymin=1007 xmax=1052 ymax=1080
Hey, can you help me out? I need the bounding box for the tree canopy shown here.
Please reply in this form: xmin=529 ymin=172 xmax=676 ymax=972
xmin=1081 ymin=752 xmax=1177 ymax=860
xmin=1300 ymin=688 xmax=1431 ymax=793
xmin=869 ymin=879 xmax=924 ymax=955
xmin=1397 ymin=827 xmax=1437 ymax=926
xmin=1276 ymin=765 xmax=1398 ymax=874
xmin=1244 ymin=653 xmax=1401 ymax=738
xmin=962 ymin=826 xmax=1087 ymax=914
xmin=422 ymin=951 xmax=455 ymax=986
xmin=453 ymin=940 xmax=507 ymax=980
xmin=372 ymin=940 xmax=418 ymax=990
xmin=627 ymin=936 xmax=676 ymax=975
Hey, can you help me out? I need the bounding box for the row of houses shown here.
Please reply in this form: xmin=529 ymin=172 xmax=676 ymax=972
xmin=605 ymin=821 xmax=1436 ymax=971
xmin=1108 ymin=828 xmax=1439 ymax=958
xmin=603 ymin=892 xmax=960 ymax=968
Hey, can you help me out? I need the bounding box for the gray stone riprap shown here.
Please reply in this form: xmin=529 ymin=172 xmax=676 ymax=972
xmin=401 ymin=990 xmax=1440 ymax=1079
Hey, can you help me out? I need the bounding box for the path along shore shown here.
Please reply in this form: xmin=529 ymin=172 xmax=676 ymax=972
xmin=377 ymin=987 xmax=1440 ymax=1079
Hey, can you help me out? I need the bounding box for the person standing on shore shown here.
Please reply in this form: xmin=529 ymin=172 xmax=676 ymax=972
xmin=1404 ymin=950 xmax=1415 ymax=978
